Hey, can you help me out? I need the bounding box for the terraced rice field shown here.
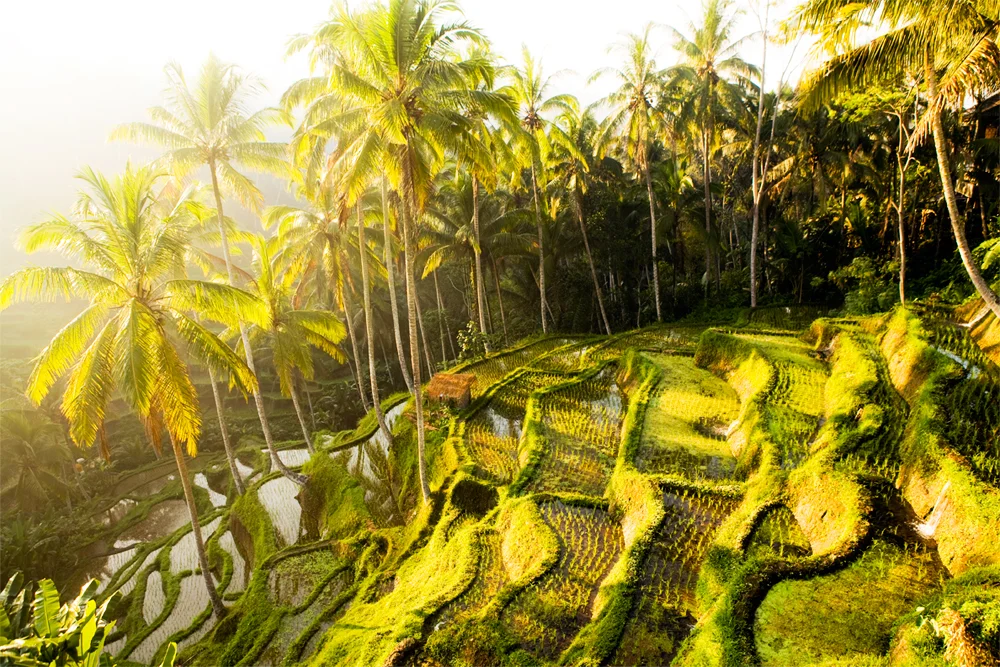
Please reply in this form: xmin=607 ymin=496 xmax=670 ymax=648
xmin=638 ymin=353 xmax=741 ymax=481
xmin=502 ymin=500 xmax=624 ymax=660
xmin=461 ymin=337 xmax=574 ymax=397
xmin=613 ymin=489 xmax=740 ymax=665
xmin=529 ymin=366 xmax=625 ymax=496
xmin=463 ymin=371 xmax=562 ymax=484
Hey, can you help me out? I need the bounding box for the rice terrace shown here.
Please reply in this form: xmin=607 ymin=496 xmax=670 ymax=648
xmin=1 ymin=0 xmax=999 ymax=666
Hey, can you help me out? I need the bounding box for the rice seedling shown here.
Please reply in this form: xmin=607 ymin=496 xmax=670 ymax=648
xmin=258 ymin=477 xmax=303 ymax=546
xmin=464 ymin=371 xmax=563 ymax=484
xmin=744 ymin=505 xmax=812 ymax=560
xmin=612 ymin=488 xmax=738 ymax=665
xmin=637 ymin=354 xmax=740 ymax=481
xmin=502 ymin=500 xmax=624 ymax=660
xmin=529 ymin=367 xmax=626 ymax=496
xmin=462 ymin=338 xmax=575 ymax=397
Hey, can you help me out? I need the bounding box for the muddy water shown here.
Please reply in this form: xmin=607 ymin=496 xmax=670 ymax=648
xmin=337 ymin=401 xmax=408 ymax=478
xmin=170 ymin=517 xmax=222 ymax=574
xmin=219 ymin=531 xmax=248 ymax=594
xmin=117 ymin=547 xmax=161 ymax=597
xmin=80 ymin=500 xmax=188 ymax=593
xmin=113 ymin=465 xmax=174 ymax=498
xmin=194 ymin=473 xmax=227 ymax=508
xmin=101 ymin=498 xmax=138 ymax=526
xmin=144 ymin=571 xmax=165 ymax=623
xmin=130 ymin=575 xmax=213 ymax=664
xmin=259 ymin=477 xmax=302 ymax=546
xmin=267 ymin=448 xmax=312 ymax=468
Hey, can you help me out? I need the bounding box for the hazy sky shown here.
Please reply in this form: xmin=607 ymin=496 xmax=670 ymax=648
xmin=0 ymin=0 xmax=806 ymax=274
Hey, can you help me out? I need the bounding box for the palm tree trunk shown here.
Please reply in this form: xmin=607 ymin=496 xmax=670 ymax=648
xmin=896 ymin=118 xmax=909 ymax=305
xmin=208 ymin=161 xmax=305 ymax=487
xmin=400 ymin=170 xmax=430 ymax=503
xmin=531 ymin=163 xmax=548 ymax=333
xmin=342 ymin=291 xmax=372 ymax=412
xmin=926 ymin=66 xmax=1000 ymax=319
xmin=472 ymin=175 xmax=491 ymax=352
xmin=643 ymin=154 xmax=662 ymax=323
xmin=491 ymin=256 xmax=508 ymax=344
xmin=289 ymin=379 xmax=314 ymax=454
xmin=207 ymin=367 xmax=244 ymax=495
xmin=702 ymin=120 xmax=715 ymax=301
xmin=168 ymin=431 xmax=225 ymax=618
xmin=575 ymin=192 xmax=612 ymax=334
xmin=381 ymin=178 xmax=414 ymax=392
xmin=305 ymin=387 xmax=316 ymax=430
xmin=750 ymin=27 xmax=768 ymax=309
xmin=414 ymin=283 xmax=436 ymax=378
xmin=358 ymin=201 xmax=392 ymax=443
xmin=433 ymin=270 xmax=449 ymax=364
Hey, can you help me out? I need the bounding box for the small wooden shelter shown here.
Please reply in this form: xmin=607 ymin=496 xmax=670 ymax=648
xmin=425 ymin=373 xmax=475 ymax=409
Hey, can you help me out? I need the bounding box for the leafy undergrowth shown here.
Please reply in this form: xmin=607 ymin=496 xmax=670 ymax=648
xmin=74 ymin=313 xmax=1000 ymax=667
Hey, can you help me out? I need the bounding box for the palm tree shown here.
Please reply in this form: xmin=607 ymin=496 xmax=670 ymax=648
xmin=239 ymin=235 xmax=347 ymax=462
xmin=505 ymin=48 xmax=577 ymax=334
xmin=263 ymin=171 xmax=375 ymax=415
xmin=594 ymin=24 xmax=668 ymax=321
xmin=796 ymin=0 xmax=1000 ymax=318
xmin=291 ymin=0 xmax=490 ymax=503
xmin=109 ymin=54 xmax=302 ymax=483
xmin=668 ymin=0 xmax=756 ymax=299
xmin=0 ymin=164 xmax=260 ymax=619
xmin=0 ymin=411 xmax=71 ymax=511
xmin=550 ymin=102 xmax=613 ymax=334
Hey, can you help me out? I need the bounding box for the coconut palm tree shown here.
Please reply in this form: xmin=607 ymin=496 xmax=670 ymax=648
xmin=505 ymin=48 xmax=577 ymax=334
xmin=109 ymin=54 xmax=302 ymax=483
xmin=0 ymin=164 xmax=261 ymax=619
xmin=290 ymin=0 xmax=490 ymax=503
xmin=549 ymin=102 xmax=612 ymax=334
xmin=263 ymin=171 xmax=375 ymax=415
xmin=239 ymin=235 xmax=347 ymax=461
xmin=0 ymin=411 xmax=71 ymax=511
xmin=593 ymin=24 xmax=669 ymax=321
xmin=668 ymin=0 xmax=756 ymax=299
xmin=796 ymin=0 xmax=1000 ymax=318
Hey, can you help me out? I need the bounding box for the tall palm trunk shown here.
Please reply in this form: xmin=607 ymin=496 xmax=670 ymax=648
xmin=531 ymin=162 xmax=548 ymax=333
xmin=574 ymin=191 xmax=612 ymax=334
xmin=642 ymin=148 xmax=662 ymax=322
xmin=381 ymin=178 xmax=414 ymax=392
xmin=491 ymin=256 xmax=509 ymax=344
xmin=207 ymin=367 xmax=244 ymax=495
xmin=433 ymin=270 xmax=449 ymax=364
xmin=168 ymin=431 xmax=225 ymax=618
xmin=289 ymin=378 xmax=314 ymax=453
xmin=414 ymin=283 xmax=436 ymax=378
xmin=400 ymin=168 xmax=430 ymax=503
xmin=750 ymin=27 xmax=768 ymax=309
xmin=342 ymin=290 xmax=372 ymax=412
xmin=896 ymin=116 xmax=910 ymax=305
xmin=702 ymin=126 xmax=714 ymax=302
xmin=926 ymin=65 xmax=1000 ymax=319
xmin=358 ymin=201 xmax=392 ymax=443
xmin=472 ymin=175 xmax=491 ymax=351
xmin=208 ymin=162 xmax=305 ymax=486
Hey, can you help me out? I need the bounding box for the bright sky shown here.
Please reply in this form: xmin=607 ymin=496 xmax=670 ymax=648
xmin=0 ymin=0 xmax=808 ymax=273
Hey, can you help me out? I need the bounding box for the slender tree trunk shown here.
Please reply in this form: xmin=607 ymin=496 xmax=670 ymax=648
xmin=207 ymin=367 xmax=244 ymax=495
xmin=342 ymin=292 xmax=371 ymax=412
xmin=433 ymin=270 xmax=449 ymax=364
xmin=414 ymin=283 xmax=436 ymax=377
xmin=643 ymin=152 xmax=662 ymax=323
xmin=491 ymin=256 xmax=508 ymax=344
xmin=531 ymin=163 xmax=548 ymax=333
xmin=575 ymin=192 xmax=612 ymax=334
xmin=750 ymin=17 xmax=769 ymax=309
xmin=168 ymin=431 xmax=225 ymax=618
xmin=472 ymin=175 xmax=491 ymax=351
xmin=703 ymin=129 xmax=713 ymax=302
xmin=401 ymin=169 xmax=430 ymax=503
xmin=382 ymin=178 xmax=414 ymax=392
xmin=896 ymin=116 xmax=910 ymax=305
xmin=358 ymin=201 xmax=392 ymax=443
xmin=289 ymin=381 xmax=313 ymax=454
xmin=926 ymin=65 xmax=1000 ymax=318
xmin=208 ymin=161 xmax=304 ymax=486
xmin=305 ymin=386 xmax=316 ymax=430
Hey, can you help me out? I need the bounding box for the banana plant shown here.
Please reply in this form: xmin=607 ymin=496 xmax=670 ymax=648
xmin=0 ymin=572 xmax=178 ymax=667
